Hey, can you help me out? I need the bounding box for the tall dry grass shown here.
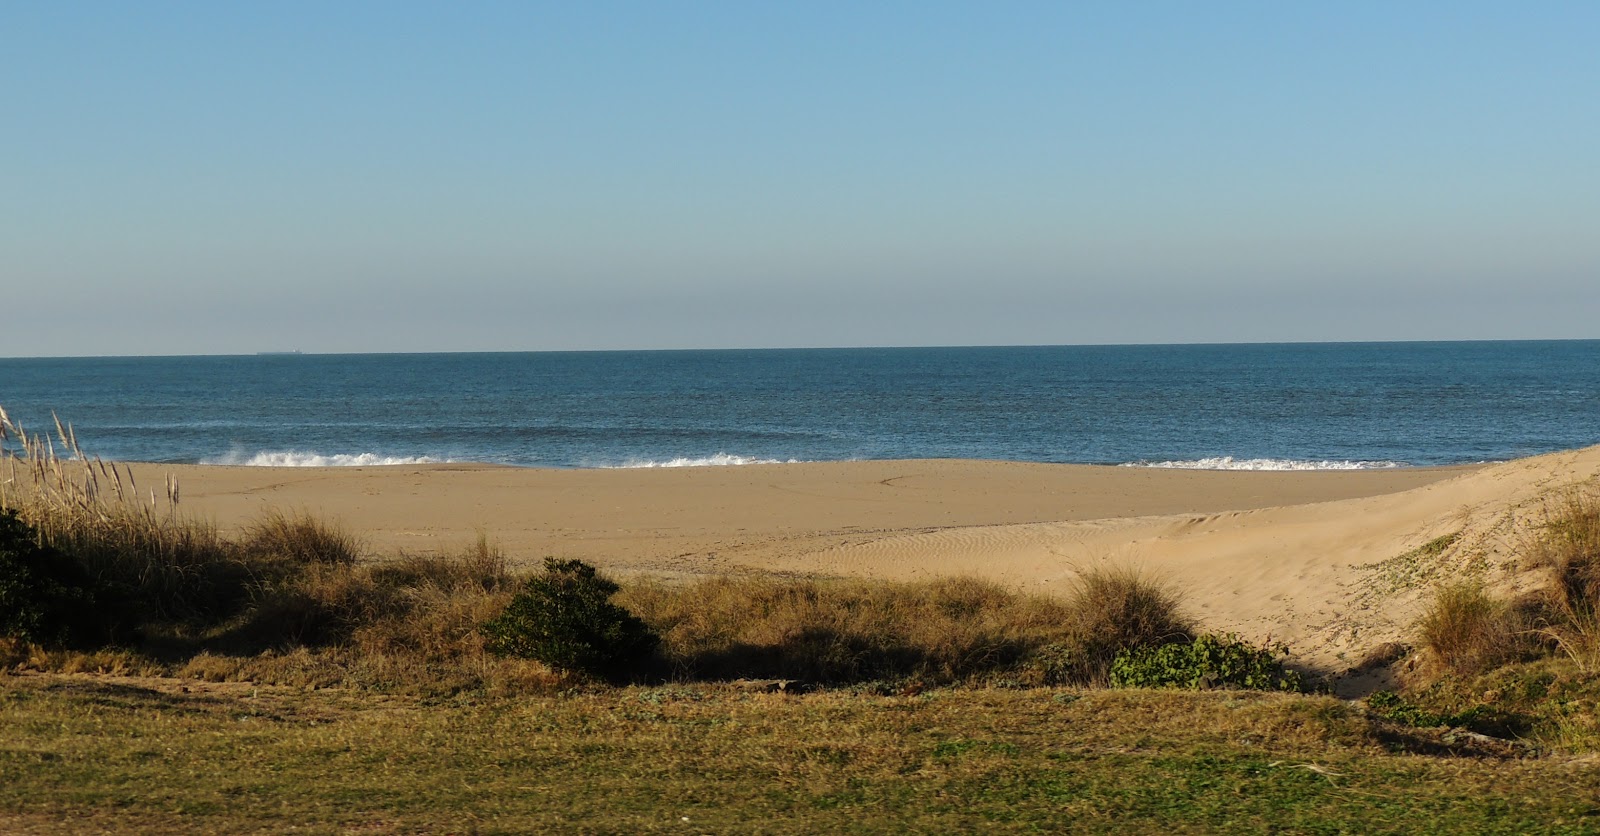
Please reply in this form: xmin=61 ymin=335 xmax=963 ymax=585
xmin=1407 ymin=486 xmax=1600 ymax=679
xmin=1 ymin=407 xmax=240 ymax=623
xmin=244 ymin=510 xmax=364 ymax=567
xmin=1061 ymin=566 xmax=1194 ymax=684
xmin=621 ymin=568 xmax=1190 ymax=686
xmin=1527 ymin=487 xmax=1600 ymax=668
xmin=1416 ymin=582 xmax=1534 ymax=677
xmin=2 ymin=406 xmax=514 ymax=671
xmin=216 ymin=537 xmax=519 ymax=692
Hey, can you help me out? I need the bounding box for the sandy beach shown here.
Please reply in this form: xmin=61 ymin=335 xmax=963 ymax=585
xmin=130 ymin=447 xmax=1600 ymax=669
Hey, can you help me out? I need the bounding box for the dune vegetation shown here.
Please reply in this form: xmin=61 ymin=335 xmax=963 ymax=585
xmin=5 ymin=408 xmax=1600 ymax=832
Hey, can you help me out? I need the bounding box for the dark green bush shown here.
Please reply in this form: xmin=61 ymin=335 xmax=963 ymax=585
xmin=0 ymin=509 xmax=115 ymax=647
xmin=483 ymin=558 xmax=658 ymax=680
xmin=1109 ymin=633 xmax=1307 ymax=692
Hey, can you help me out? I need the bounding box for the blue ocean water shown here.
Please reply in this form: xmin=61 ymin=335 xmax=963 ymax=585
xmin=2 ymin=342 xmax=1598 ymax=470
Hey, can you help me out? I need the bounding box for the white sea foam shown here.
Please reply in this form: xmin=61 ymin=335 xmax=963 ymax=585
xmin=605 ymin=453 xmax=803 ymax=468
xmin=202 ymin=451 xmax=446 ymax=467
xmin=1121 ymin=457 xmax=1405 ymax=471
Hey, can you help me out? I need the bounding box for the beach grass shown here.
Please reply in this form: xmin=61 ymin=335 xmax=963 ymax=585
xmin=1383 ymin=484 xmax=1600 ymax=752
xmin=1526 ymin=487 xmax=1600 ymax=668
xmin=619 ymin=569 xmax=1189 ymax=687
xmin=1416 ymin=581 xmax=1537 ymax=677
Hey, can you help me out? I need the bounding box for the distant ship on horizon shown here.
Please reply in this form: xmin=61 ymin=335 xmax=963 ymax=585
xmin=255 ymin=350 xmax=304 ymax=356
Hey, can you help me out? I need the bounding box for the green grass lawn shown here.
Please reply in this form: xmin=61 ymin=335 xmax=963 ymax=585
xmin=4 ymin=673 xmax=1597 ymax=834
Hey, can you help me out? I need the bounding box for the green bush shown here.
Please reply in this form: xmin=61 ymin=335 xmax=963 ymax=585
xmin=1109 ymin=633 xmax=1307 ymax=692
xmin=483 ymin=558 xmax=658 ymax=680
xmin=1366 ymin=690 xmax=1490 ymax=729
xmin=0 ymin=509 xmax=115 ymax=647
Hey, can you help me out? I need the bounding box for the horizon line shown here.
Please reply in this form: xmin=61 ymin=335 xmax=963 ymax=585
xmin=4 ymin=336 xmax=1599 ymax=362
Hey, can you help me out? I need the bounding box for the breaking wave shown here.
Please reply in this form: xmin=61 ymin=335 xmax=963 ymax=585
xmin=1121 ymin=457 xmax=1405 ymax=471
xmin=604 ymin=453 xmax=803 ymax=468
xmin=202 ymin=450 xmax=447 ymax=467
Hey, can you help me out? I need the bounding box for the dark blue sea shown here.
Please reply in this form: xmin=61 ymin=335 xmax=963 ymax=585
xmin=2 ymin=342 xmax=1598 ymax=470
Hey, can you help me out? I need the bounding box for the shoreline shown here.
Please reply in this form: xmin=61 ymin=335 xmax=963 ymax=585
xmin=163 ymin=454 xmax=1483 ymax=472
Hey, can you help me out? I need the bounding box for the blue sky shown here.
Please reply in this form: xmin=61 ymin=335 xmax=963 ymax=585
xmin=4 ymin=2 xmax=1597 ymax=356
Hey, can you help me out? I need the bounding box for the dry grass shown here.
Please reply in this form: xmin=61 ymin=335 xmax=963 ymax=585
xmin=2 ymin=408 xmax=245 ymax=624
xmin=623 ymin=575 xmax=1071 ymax=684
xmin=2 ymin=407 xmax=532 ymax=692
xmin=244 ymin=509 xmax=364 ymax=567
xmin=1525 ymin=487 xmax=1600 ymax=668
xmin=1416 ymin=582 xmax=1534 ymax=677
xmin=621 ymin=569 xmax=1190 ymax=687
xmin=213 ymin=538 xmax=520 ymax=692
xmin=1405 ymin=487 xmax=1600 ymax=682
xmin=346 ymin=541 xmax=511 ymax=659
xmin=1060 ymin=566 xmax=1194 ymax=684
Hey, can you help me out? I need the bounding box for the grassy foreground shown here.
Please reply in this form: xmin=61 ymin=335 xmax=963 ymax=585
xmin=5 ymin=674 xmax=1596 ymax=835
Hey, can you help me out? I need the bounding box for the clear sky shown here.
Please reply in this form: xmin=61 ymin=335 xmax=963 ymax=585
xmin=4 ymin=2 xmax=1597 ymax=356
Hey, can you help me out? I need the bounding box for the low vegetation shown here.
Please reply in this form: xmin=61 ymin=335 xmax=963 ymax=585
xmin=1416 ymin=581 xmax=1537 ymax=677
xmin=1110 ymin=633 xmax=1307 ymax=692
xmin=6 ymin=406 xmax=1600 ymax=830
xmin=1381 ymin=484 xmax=1600 ymax=751
xmin=8 ymin=678 xmax=1596 ymax=835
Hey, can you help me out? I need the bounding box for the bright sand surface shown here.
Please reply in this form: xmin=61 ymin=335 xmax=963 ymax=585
xmin=129 ymin=447 xmax=1600 ymax=670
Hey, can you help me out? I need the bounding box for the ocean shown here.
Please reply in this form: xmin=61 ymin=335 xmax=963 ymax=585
xmin=2 ymin=341 xmax=1597 ymax=470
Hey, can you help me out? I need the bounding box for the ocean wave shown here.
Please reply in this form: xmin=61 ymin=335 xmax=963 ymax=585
xmin=603 ymin=453 xmax=803 ymax=468
xmin=201 ymin=450 xmax=447 ymax=467
xmin=1121 ymin=457 xmax=1405 ymax=471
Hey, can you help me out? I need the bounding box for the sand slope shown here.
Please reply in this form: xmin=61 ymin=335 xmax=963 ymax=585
xmin=135 ymin=447 xmax=1600 ymax=669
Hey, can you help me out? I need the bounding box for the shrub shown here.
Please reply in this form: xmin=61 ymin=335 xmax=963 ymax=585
xmin=483 ymin=558 xmax=658 ymax=680
xmin=1109 ymin=633 xmax=1307 ymax=692
xmin=1058 ymin=567 xmax=1193 ymax=684
xmin=0 ymin=509 xmax=114 ymax=647
xmin=1417 ymin=582 xmax=1532 ymax=676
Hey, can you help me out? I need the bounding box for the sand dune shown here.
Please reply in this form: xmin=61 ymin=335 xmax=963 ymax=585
xmin=133 ymin=447 xmax=1600 ymax=669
